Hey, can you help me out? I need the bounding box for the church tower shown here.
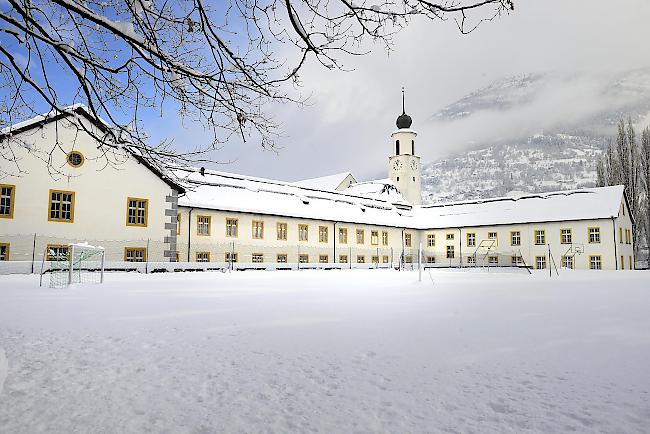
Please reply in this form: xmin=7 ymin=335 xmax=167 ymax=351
xmin=388 ymin=89 xmax=422 ymax=205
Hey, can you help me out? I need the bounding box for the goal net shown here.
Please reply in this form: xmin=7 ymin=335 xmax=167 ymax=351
xmin=40 ymin=243 xmax=105 ymax=288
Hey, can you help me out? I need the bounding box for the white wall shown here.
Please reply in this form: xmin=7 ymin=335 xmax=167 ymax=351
xmin=0 ymin=117 xmax=177 ymax=262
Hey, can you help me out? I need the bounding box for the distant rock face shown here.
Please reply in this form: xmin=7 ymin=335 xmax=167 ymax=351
xmin=422 ymin=69 xmax=650 ymax=204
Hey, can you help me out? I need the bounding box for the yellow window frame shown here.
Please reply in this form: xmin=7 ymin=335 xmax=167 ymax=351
xmin=588 ymin=226 xmax=601 ymax=244
xmin=48 ymin=189 xmax=75 ymax=223
xmin=0 ymin=184 xmax=16 ymax=219
xmin=0 ymin=242 xmax=10 ymax=261
xmin=124 ymin=247 xmax=147 ymax=262
xmin=225 ymin=217 xmax=239 ymax=237
xmin=276 ymin=222 xmax=288 ymax=240
xmin=126 ymin=197 xmax=149 ymax=227
xmin=196 ymin=215 xmax=211 ymax=236
xmin=252 ymin=220 xmax=264 ymax=239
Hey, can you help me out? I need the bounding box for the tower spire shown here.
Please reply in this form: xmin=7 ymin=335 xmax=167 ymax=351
xmin=401 ymin=86 xmax=405 ymax=115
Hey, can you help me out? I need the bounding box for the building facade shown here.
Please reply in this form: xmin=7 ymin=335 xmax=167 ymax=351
xmin=0 ymin=105 xmax=636 ymax=272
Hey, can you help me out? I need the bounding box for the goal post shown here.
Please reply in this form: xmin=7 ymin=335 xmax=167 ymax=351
xmin=41 ymin=242 xmax=105 ymax=288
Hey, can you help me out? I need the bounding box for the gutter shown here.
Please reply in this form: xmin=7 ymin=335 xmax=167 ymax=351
xmin=612 ymin=217 xmax=618 ymax=270
xmin=187 ymin=208 xmax=194 ymax=262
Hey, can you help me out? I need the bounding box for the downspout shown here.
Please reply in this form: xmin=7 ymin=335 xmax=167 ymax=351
xmin=401 ymin=228 xmax=405 ymax=270
xmin=458 ymin=228 xmax=462 ymax=268
xmin=333 ymin=222 xmax=337 ymax=264
xmin=187 ymin=208 xmax=194 ymax=262
xmin=612 ymin=217 xmax=618 ymax=270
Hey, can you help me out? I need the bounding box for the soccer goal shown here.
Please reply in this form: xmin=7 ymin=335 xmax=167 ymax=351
xmin=40 ymin=243 xmax=105 ymax=288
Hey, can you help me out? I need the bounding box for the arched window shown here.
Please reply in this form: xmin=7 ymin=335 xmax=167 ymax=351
xmin=411 ymin=140 xmax=415 ymax=155
xmin=395 ymin=140 xmax=400 ymax=155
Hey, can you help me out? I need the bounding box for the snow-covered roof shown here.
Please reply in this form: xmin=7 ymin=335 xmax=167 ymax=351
xmin=177 ymin=167 xmax=625 ymax=229
xmin=414 ymin=186 xmax=625 ymax=228
xmin=292 ymin=172 xmax=356 ymax=191
xmin=342 ymin=179 xmax=410 ymax=205
xmin=176 ymin=168 xmax=414 ymax=227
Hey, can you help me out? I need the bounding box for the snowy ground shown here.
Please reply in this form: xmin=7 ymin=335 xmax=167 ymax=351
xmin=1 ymin=269 xmax=649 ymax=433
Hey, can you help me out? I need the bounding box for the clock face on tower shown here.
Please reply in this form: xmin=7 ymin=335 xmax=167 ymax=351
xmin=392 ymin=159 xmax=403 ymax=171
xmin=410 ymin=160 xmax=418 ymax=170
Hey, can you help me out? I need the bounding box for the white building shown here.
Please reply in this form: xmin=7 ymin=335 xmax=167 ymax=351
xmin=0 ymin=105 xmax=636 ymax=272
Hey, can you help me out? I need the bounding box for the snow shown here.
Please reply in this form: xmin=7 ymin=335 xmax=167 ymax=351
xmin=292 ymin=172 xmax=356 ymax=191
xmin=1 ymin=269 xmax=649 ymax=433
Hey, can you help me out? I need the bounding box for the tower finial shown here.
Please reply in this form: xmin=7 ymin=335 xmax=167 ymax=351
xmin=401 ymin=86 xmax=405 ymax=115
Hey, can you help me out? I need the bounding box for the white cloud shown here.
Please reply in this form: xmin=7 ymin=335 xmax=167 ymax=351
xmin=169 ymin=0 xmax=650 ymax=182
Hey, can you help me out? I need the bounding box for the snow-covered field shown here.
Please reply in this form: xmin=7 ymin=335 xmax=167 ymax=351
xmin=1 ymin=269 xmax=649 ymax=433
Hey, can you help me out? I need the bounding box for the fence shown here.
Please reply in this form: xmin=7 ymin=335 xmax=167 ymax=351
xmin=1 ymin=233 xmax=544 ymax=275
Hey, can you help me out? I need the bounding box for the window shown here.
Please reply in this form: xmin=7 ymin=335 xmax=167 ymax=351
xmin=125 ymin=247 xmax=147 ymax=262
xmin=621 ymin=255 xmax=625 ymax=269
xmin=126 ymin=198 xmax=148 ymax=227
xmin=372 ymin=255 xmax=379 ymax=264
xmin=382 ymin=231 xmax=389 ymax=246
xmin=196 ymin=252 xmax=210 ymax=262
xmin=197 ymin=215 xmax=211 ymax=236
xmin=467 ymin=255 xmax=475 ymax=265
xmin=395 ymin=140 xmax=400 ymax=154
xmin=625 ymin=229 xmax=631 ymax=244
xmin=371 ymin=230 xmax=379 ymax=245
xmin=356 ymin=229 xmax=364 ymax=244
xmin=299 ymin=224 xmax=309 ymax=241
xmin=405 ymin=255 xmax=413 ymax=263
xmin=511 ymin=255 xmax=523 ymax=266
xmin=177 ymin=213 xmax=181 ymax=235
xmin=588 ymin=227 xmax=601 ymax=244
xmin=277 ymin=254 xmax=288 ymax=263
xmin=427 ymin=234 xmax=436 ymax=247
xmin=629 ymin=256 xmax=633 ymax=270
xmin=383 ymin=255 xmax=390 ymax=263
xmin=488 ymin=232 xmax=498 ymax=240
xmin=225 ymin=252 xmax=238 ymax=263
xmin=619 ymin=227 xmax=623 ymax=243
xmin=299 ymin=254 xmax=309 ymax=263
xmin=252 ymin=220 xmax=264 ymax=239
xmin=404 ymin=233 xmax=412 ymax=247
xmin=48 ymin=189 xmax=75 ymax=222
xmin=319 ymin=226 xmax=329 ymax=243
xmin=446 ymin=245 xmax=455 ymax=259
xmin=226 ymin=218 xmax=239 ymax=237
xmin=536 ymin=256 xmax=547 ymax=269
xmin=252 ymin=253 xmax=264 ymax=263
xmin=357 ymin=255 xmax=365 ymax=263
xmin=339 ymin=228 xmax=348 ymax=244
xmin=535 ymin=230 xmax=546 ymax=245
xmin=66 ymin=150 xmax=84 ymax=167
xmin=510 ymin=231 xmax=521 ymax=246
xmin=589 ymin=255 xmax=602 ymax=270
xmin=466 ymin=233 xmax=475 ymax=247
xmin=46 ymin=245 xmax=69 ymax=261
xmin=427 ymin=256 xmax=436 ymax=264
xmin=0 ymin=243 xmax=9 ymax=261
xmin=561 ymin=256 xmax=574 ymax=269
xmin=339 ymin=255 xmax=348 ymax=263
xmin=446 ymin=233 xmax=454 ymax=240
xmin=319 ymin=254 xmax=329 ymax=263
xmin=560 ymin=228 xmax=572 ymax=244
xmin=488 ymin=256 xmax=498 ymax=265
xmin=277 ymin=223 xmax=287 ymax=240
xmin=0 ymin=184 xmax=15 ymax=218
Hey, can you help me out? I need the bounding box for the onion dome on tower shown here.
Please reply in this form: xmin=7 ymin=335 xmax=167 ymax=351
xmin=396 ymin=87 xmax=412 ymax=129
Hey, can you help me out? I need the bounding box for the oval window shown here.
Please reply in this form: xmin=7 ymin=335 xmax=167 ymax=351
xmin=67 ymin=151 xmax=84 ymax=168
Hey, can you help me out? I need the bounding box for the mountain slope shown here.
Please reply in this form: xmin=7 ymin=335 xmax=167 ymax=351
xmin=421 ymin=69 xmax=650 ymax=203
